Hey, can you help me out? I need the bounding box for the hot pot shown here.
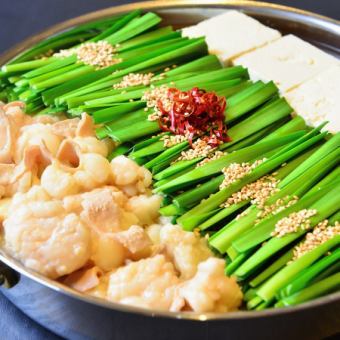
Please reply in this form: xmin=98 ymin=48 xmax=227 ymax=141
xmin=0 ymin=1 xmax=339 ymax=339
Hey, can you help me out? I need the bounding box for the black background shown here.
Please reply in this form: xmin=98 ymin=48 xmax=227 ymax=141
xmin=0 ymin=0 xmax=339 ymax=54
xmin=0 ymin=1 xmax=339 ymax=339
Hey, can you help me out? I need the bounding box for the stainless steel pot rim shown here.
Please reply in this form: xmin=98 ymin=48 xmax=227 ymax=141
xmin=1 ymin=248 xmax=340 ymax=321
xmin=0 ymin=0 xmax=339 ymax=322
xmin=0 ymin=0 xmax=339 ymax=64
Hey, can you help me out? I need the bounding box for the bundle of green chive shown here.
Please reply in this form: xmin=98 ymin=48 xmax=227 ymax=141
xmin=0 ymin=10 xmax=338 ymax=311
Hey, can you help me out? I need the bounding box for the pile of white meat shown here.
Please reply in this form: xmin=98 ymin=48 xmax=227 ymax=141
xmin=0 ymin=101 xmax=242 ymax=313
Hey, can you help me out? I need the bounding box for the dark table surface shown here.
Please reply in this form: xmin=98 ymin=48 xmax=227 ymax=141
xmin=0 ymin=1 xmax=339 ymax=339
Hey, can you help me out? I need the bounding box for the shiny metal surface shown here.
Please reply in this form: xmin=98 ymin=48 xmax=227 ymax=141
xmin=1 ymin=245 xmax=339 ymax=321
xmin=0 ymin=0 xmax=339 ymax=65
xmin=0 ymin=1 xmax=339 ymax=337
xmin=2 ymin=273 xmax=340 ymax=340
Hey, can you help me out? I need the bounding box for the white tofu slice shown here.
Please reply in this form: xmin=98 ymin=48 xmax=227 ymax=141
xmin=233 ymin=34 xmax=339 ymax=92
xmin=182 ymin=10 xmax=281 ymax=64
xmin=285 ymin=65 xmax=340 ymax=133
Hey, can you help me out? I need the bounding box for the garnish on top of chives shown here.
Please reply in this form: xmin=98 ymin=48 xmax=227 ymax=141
xmin=54 ymin=41 xmax=122 ymax=69
xmin=271 ymin=209 xmax=318 ymax=237
xmin=291 ymin=220 xmax=340 ymax=261
xmin=196 ymin=150 xmax=226 ymax=167
xmin=219 ymin=158 xmax=266 ymax=189
xmin=143 ymin=84 xmax=170 ymax=120
xmin=160 ymin=134 xmax=187 ymax=147
xmin=113 ymin=72 xmax=154 ymax=89
xmin=177 ymin=138 xmax=215 ymax=161
xmin=145 ymin=86 xmax=229 ymax=146
xmin=221 ymin=172 xmax=279 ymax=208
xmin=255 ymin=195 xmax=299 ymax=223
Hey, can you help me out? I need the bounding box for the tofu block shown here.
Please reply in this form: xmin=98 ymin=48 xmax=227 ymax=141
xmin=233 ymin=34 xmax=339 ymax=92
xmin=285 ymin=65 xmax=340 ymax=133
xmin=182 ymin=10 xmax=281 ymax=64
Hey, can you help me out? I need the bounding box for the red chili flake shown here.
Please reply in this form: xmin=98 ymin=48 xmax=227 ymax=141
xmin=156 ymin=87 xmax=230 ymax=147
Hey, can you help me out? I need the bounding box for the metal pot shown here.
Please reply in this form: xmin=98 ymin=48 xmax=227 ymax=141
xmin=0 ymin=2 xmax=339 ymax=339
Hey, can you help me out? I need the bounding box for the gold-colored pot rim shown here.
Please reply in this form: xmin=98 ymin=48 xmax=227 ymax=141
xmin=0 ymin=0 xmax=339 ymax=321
xmin=0 ymin=0 xmax=339 ymax=64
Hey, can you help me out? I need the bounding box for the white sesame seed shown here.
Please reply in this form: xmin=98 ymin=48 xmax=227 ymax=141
xmin=291 ymin=221 xmax=339 ymax=260
xmin=113 ymin=72 xmax=154 ymax=89
xmin=235 ymin=209 xmax=251 ymax=220
xmin=196 ymin=150 xmax=226 ymax=167
xmin=161 ymin=134 xmax=187 ymax=148
xmin=53 ymin=48 xmax=76 ymax=58
xmin=221 ymin=170 xmax=279 ymax=209
xmin=142 ymin=85 xmax=170 ymax=121
xmin=176 ymin=138 xmax=214 ymax=161
xmin=255 ymin=195 xmax=299 ymax=223
xmin=54 ymin=41 xmax=121 ymax=69
xmin=220 ymin=159 xmax=266 ymax=190
xmin=271 ymin=209 xmax=318 ymax=238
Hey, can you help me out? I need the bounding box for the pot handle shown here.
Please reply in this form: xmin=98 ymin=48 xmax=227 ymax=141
xmin=0 ymin=260 xmax=20 ymax=288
